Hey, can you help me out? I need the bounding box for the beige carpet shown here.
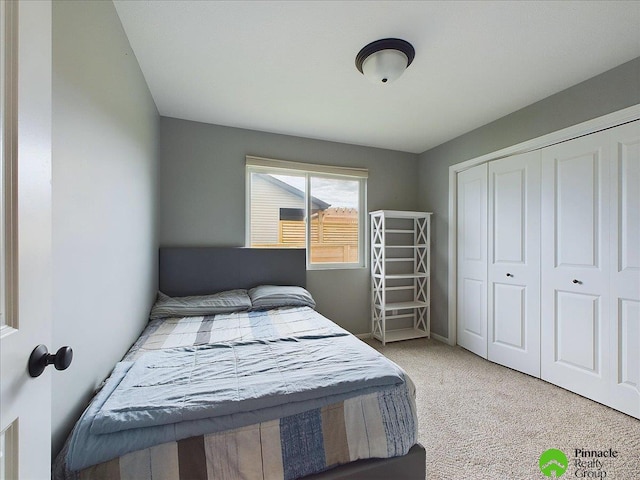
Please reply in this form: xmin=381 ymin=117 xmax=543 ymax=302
xmin=366 ymin=338 xmax=640 ymax=479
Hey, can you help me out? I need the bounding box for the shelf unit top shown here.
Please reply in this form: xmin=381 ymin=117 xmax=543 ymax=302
xmin=370 ymin=210 xmax=433 ymax=218
xmin=373 ymin=244 xmax=428 ymax=249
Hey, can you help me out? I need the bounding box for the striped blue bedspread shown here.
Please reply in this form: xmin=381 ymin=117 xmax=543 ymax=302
xmin=56 ymin=307 xmax=419 ymax=480
xmin=124 ymin=307 xmax=350 ymax=361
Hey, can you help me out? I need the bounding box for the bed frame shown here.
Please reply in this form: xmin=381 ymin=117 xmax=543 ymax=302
xmin=159 ymin=247 xmax=426 ymax=480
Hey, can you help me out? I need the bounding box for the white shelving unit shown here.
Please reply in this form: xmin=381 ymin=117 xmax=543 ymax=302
xmin=370 ymin=210 xmax=432 ymax=345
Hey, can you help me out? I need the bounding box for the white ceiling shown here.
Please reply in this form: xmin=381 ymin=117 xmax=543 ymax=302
xmin=113 ymin=1 xmax=640 ymax=154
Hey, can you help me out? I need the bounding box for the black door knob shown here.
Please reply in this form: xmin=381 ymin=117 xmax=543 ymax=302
xmin=28 ymin=345 xmax=73 ymax=378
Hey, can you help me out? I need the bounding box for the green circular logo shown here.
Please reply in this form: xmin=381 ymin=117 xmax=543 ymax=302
xmin=539 ymin=449 xmax=568 ymax=477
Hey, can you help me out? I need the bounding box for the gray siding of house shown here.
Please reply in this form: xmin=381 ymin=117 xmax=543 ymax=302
xmin=250 ymin=174 xmax=305 ymax=244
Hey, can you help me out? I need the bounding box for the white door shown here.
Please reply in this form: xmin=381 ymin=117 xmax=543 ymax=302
xmin=0 ymin=1 xmax=53 ymax=478
xmin=609 ymin=121 xmax=640 ymax=419
xmin=487 ymin=151 xmax=541 ymax=377
xmin=541 ymin=129 xmax=611 ymax=405
xmin=456 ymin=163 xmax=488 ymax=358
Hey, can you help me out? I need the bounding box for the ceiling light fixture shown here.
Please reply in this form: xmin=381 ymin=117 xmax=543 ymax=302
xmin=355 ymin=38 xmax=415 ymax=85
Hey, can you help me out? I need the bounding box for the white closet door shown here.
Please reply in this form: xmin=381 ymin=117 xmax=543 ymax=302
xmin=541 ymin=130 xmax=611 ymax=404
xmin=457 ymin=163 xmax=488 ymax=358
xmin=609 ymin=121 xmax=640 ymax=419
xmin=487 ymin=151 xmax=541 ymax=377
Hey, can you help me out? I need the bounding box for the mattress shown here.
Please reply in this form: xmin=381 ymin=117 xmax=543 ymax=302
xmin=54 ymin=306 xmax=418 ymax=480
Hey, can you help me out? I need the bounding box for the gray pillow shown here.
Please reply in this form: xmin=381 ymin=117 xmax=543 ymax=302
xmin=149 ymin=289 xmax=252 ymax=320
xmin=248 ymin=285 xmax=316 ymax=310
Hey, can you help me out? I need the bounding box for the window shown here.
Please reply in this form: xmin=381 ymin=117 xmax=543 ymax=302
xmin=246 ymin=156 xmax=367 ymax=269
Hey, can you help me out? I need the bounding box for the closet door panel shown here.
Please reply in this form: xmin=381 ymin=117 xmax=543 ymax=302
xmin=617 ymin=300 xmax=639 ymax=386
xmin=457 ymin=164 xmax=488 ymax=358
xmin=488 ymin=151 xmax=540 ymax=376
xmin=555 ymin=291 xmax=600 ymax=373
xmin=461 ymin=279 xmax=485 ymax=336
xmin=492 ymin=169 xmax=525 ymax=263
xmin=492 ymin=284 xmax=525 ymax=348
xmin=541 ymin=130 xmax=610 ymax=404
xmin=609 ymin=121 xmax=640 ymax=418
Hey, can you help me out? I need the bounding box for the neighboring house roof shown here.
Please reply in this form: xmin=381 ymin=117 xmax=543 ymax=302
xmin=256 ymin=173 xmax=331 ymax=210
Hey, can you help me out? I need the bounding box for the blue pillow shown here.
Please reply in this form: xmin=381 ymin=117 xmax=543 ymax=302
xmin=248 ymin=285 xmax=316 ymax=310
xmin=149 ymin=289 xmax=252 ymax=320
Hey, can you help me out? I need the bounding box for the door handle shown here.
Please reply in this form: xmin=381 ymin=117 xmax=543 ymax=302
xmin=572 ymin=279 xmax=582 ymax=285
xmin=28 ymin=345 xmax=73 ymax=378
xmin=506 ymin=273 xmax=513 ymax=277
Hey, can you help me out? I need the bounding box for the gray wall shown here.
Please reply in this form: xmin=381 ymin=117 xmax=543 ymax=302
xmin=159 ymin=118 xmax=419 ymax=334
xmin=418 ymin=57 xmax=640 ymax=339
xmin=52 ymin=0 xmax=159 ymax=455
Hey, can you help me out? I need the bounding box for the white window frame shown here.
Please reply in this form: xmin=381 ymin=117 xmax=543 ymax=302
xmin=246 ymin=156 xmax=368 ymax=270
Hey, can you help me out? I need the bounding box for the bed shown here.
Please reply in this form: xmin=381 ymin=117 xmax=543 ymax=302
xmin=54 ymin=247 xmax=426 ymax=479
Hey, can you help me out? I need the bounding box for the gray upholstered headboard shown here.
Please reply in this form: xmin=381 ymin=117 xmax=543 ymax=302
xmin=159 ymin=247 xmax=306 ymax=297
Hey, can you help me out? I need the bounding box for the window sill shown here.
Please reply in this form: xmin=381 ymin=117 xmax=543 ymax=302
xmin=307 ymin=263 xmax=366 ymax=271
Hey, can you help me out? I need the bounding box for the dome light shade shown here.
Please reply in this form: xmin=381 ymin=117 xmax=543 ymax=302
xmin=355 ymin=38 xmax=415 ymax=84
